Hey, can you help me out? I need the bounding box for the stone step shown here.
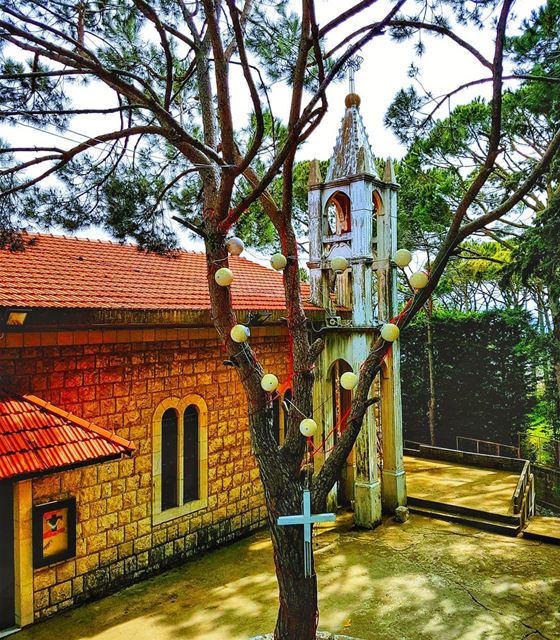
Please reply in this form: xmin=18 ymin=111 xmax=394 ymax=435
xmin=408 ymin=504 xmax=520 ymax=537
xmin=407 ymin=496 xmax=519 ymax=525
xmin=522 ymin=517 xmax=560 ymax=545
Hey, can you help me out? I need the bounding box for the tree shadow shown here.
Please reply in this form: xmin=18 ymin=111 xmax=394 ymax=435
xmin=16 ymin=516 xmax=560 ymax=640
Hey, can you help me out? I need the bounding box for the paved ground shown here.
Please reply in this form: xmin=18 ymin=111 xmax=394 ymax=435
xmin=18 ymin=513 xmax=560 ymax=640
xmin=404 ymin=456 xmax=520 ymax=515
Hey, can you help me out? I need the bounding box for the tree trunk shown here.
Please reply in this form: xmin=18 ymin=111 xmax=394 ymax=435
xmin=548 ymin=298 xmax=560 ymax=438
xmin=426 ymin=298 xmax=437 ymax=446
xmin=248 ymin=407 xmax=319 ymax=640
xmin=270 ymin=518 xmax=318 ymax=640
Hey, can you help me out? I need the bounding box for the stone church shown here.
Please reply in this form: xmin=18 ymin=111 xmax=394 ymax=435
xmin=0 ymin=91 xmax=405 ymax=634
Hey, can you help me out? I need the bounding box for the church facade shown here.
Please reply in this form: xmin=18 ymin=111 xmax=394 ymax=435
xmin=0 ymin=236 xmax=298 ymax=632
xmin=0 ymin=91 xmax=406 ymax=634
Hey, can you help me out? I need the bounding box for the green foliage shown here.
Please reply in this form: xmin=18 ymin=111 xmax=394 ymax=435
xmin=506 ymin=193 xmax=560 ymax=301
xmin=508 ymin=0 xmax=560 ymax=126
xmin=401 ymin=309 xmax=537 ymax=448
xmin=0 ymin=0 xmax=338 ymax=250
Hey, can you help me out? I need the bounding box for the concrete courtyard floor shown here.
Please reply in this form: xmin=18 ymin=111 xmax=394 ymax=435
xmin=404 ymin=456 xmax=520 ymax=515
xmin=18 ymin=514 xmax=560 ymax=640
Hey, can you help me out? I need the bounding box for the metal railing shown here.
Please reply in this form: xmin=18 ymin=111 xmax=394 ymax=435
xmin=404 ymin=439 xmax=423 ymax=451
xmin=456 ymin=436 xmax=520 ymax=459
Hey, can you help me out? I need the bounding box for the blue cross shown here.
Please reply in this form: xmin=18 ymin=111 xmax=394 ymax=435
xmin=277 ymin=489 xmax=336 ymax=577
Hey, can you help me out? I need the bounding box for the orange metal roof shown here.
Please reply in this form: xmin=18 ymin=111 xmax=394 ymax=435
xmin=0 ymin=233 xmax=315 ymax=311
xmin=0 ymin=389 xmax=135 ymax=480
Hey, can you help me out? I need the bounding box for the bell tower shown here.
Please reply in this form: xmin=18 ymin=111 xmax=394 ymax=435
xmin=308 ymin=59 xmax=406 ymax=524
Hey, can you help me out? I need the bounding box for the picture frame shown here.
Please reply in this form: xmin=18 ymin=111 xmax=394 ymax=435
xmin=33 ymin=498 xmax=77 ymax=568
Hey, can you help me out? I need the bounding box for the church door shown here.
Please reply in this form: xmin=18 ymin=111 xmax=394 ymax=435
xmin=0 ymin=481 xmax=15 ymax=630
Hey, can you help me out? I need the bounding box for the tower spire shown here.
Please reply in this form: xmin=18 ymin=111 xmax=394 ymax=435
xmin=325 ymin=52 xmax=376 ymax=181
xmin=346 ymin=54 xmax=363 ymax=103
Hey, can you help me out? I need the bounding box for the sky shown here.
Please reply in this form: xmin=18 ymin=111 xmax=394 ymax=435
xmin=0 ymin=0 xmax=547 ymax=257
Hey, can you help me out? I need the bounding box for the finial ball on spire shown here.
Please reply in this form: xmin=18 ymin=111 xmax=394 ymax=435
xmin=345 ymin=92 xmax=361 ymax=108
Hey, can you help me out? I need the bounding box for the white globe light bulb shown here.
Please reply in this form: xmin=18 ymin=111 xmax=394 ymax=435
xmin=215 ymin=267 xmax=234 ymax=287
xmin=409 ymin=271 xmax=429 ymax=290
xmin=230 ymin=324 xmax=250 ymax=343
xmin=261 ymin=374 xmax=279 ymax=392
xmin=330 ymin=256 xmax=349 ymax=273
xmin=394 ymin=249 xmax=412 ymax=268
xmin=340 ymin=371 xmax=358 ymax=390
xmin=299 ymin=418 xmax=318 ymax=437
xmin=226 ymin=237 xmax=245 ymax=256
xmin=270 ymin=253 xmax=287 ymax=271
xmin=381 ymin=323 xmax=400 ymax=342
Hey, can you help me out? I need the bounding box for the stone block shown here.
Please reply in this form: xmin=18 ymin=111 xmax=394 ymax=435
xmin=50 ymin=580 xmax=72 ymax=605
xmin=56 ymin=561 xmax=76 ymax=582
xmin=124 ymin=522 xmax=138 ymax=540
xmin=72 ymin=576 xmax=84 ymax=596
xmin=118 ymin=541 xmax=133 ymax=560
xmin=98 ymin=463 xmax=119 ymax=483
xmin=87 ymin=532 xmax=107 ymax=554
xmin=98 ymin=512 xmax=118 ymax=532
xmin=76 ymin=553 xmax=99 ymax=575
xmin=99 ymin=546 xmax=118 ymax=566
xmin=34 ymin=589 xmax=49 ymax=611
xmin=137 ymin=517 xmax=151 ymax=537
xmin=107 ymin=495 xmax=123 ymax=513
xmin=34 ymin=568 xmax=57 ymax=591
xmin=134 ymin=534 xmax=152 ymax=553
xmin=118 ymin=509 xmax=132 ymax=526
xmin=107 ymin=527 xmax=125 ymax=547
xmin=90 ymin=499 xmax=107 ymax=517
xmin=136 ymin=552 xmax=149 ymax=569
xmin=394 ymin=506 xmax=410 ymax=523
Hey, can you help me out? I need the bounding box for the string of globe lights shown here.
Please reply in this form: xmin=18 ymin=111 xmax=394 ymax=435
xmin=214 ymin=236 xmax=430 ymax=464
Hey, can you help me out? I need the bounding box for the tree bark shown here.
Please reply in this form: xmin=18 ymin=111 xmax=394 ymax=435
xmin=548 ymin=297 xmax=560 ymax=439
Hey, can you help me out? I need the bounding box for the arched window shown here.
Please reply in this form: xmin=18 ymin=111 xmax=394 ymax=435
xmin=161 ymin=408 xmax=179 ymax=510
xmin=183 ymin=405 xmax=199 ymax=502
xmin=152 ymin=395 xmax=209 ymax=524
xmin=325 ymin=191 xmax=351 ymax=236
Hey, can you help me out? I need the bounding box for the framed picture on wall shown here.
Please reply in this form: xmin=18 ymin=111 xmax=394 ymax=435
xmin=33 ymin=498 xmax=76 ymax=568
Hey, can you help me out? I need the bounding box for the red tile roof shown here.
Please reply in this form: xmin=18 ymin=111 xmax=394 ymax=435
xmin=0 ymin=389 xmax=135 ymax=480
xmin=0 ymin=233 xmax=315 ymax=311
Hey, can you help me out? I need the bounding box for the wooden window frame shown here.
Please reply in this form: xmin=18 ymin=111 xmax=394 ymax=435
xmin=152 ymin=395 xmax=208 ymax=525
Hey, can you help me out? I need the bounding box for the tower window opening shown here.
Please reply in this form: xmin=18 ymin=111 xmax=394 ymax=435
xmin=325 ymin=191 xmax=351 ymax=236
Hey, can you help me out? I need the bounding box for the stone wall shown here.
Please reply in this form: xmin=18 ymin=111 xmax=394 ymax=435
xmin=1 ymin=325 xmax=290 ymax=621
xmin=533 ymin=464 xmax=560 ymax=511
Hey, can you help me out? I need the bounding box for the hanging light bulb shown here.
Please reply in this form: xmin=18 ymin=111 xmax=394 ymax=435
xmin=226 ymin=237 xmax=245 ymax=256
xmin=409 ymin=271 xmax=429 ymax=290
xmin=260 ymin=374 xmax=279 ymax=392
xmin=270 ymin=253 xmax=287 ymax=270
xmin=299 ymin=418 xmax=318 ymax=437
xmin=381 ymin=323 xmax=400 ymax=342
xmin=230 ymin=324 xmax=250 ymax=343
xmin=393 ymin=249 xmax=412 ymax=268
xmin=330 ymin=256 xmax=349 ymax=273
xmin=215 ymin=267 xmax=234 ymax=287
xmin=340 ymin=371 xmax=358 ymax=390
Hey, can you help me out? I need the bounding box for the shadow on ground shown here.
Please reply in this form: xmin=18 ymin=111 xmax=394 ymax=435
xmin=18 ymin=514 xmax=560 ymax=640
